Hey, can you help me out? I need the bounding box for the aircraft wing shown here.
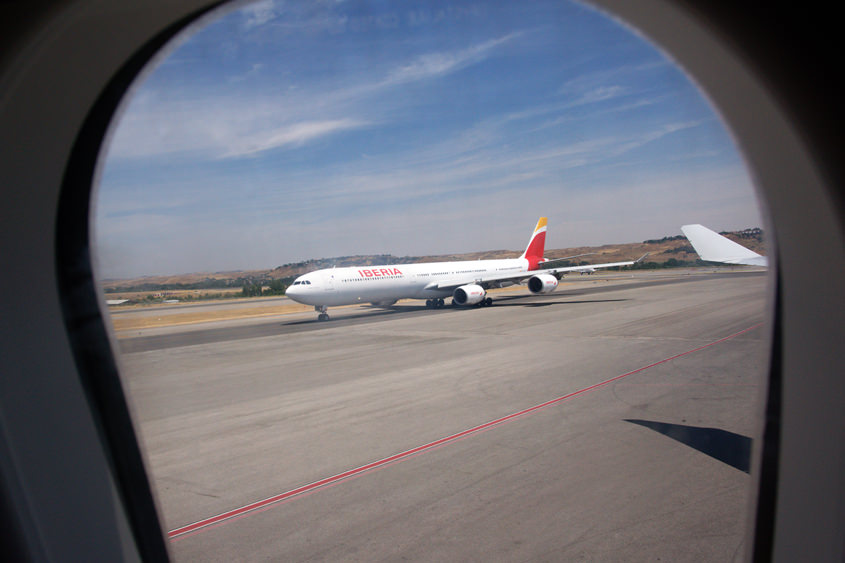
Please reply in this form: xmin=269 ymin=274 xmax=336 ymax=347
xmin=540 ymin=252 xmax=647 ymax=276
xmin=681 ymin=224 xmax=768 ymax=266
xmin=540 ymin=252 xmax=597 ymax=267
xmin=425 ymin=256 xmax=641 ymax=291
xmin=544 ymin=259 xmax=637 ymax=274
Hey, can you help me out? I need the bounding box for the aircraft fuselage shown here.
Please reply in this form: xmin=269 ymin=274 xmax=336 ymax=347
xmin=286 ymin=257 xmax=531 ymax=307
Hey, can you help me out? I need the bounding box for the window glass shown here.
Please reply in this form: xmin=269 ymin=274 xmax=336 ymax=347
xmin=95 ymin=1 xmax=768 ymax=560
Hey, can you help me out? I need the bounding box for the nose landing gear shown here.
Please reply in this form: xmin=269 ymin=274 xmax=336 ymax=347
xmin=315 ymin=305 xmax=330 ymax=321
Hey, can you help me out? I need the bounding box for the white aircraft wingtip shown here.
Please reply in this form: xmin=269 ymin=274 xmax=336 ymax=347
xmin=681 ymin=224 xmax=765 ymax=266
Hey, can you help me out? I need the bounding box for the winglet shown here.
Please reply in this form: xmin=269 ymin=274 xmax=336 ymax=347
xmin=634 ymin=252 xmax=649 ymax=263
xmin=681 ymin=224 xmax=768 ymax=266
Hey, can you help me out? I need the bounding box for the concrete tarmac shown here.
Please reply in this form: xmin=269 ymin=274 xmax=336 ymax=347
xmin=115 ymin=270 xmax=768 ymax=561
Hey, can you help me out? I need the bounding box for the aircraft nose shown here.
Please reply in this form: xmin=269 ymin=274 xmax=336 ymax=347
xmin=286 ymin=278 xmax=317 ymax=304
xmin=286 ymin=282 xmax=302 ymax=300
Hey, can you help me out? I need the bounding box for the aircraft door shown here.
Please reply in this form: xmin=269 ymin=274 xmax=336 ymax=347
xmin=323 ymin=269 xmax=336 ymax=291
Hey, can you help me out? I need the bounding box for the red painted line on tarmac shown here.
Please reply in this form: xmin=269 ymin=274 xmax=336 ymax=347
xmin=168 ymin=322 xmax=762 ymax=540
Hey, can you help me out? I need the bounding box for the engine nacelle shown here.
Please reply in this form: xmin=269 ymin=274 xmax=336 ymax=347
xmin=527 ymin=274 xmax=559 ymax=294
xmin=452 ymin=284 xmax=486 ymax=306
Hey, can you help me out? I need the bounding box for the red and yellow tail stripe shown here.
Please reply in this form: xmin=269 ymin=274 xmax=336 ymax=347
xmin=522 ymin=217 xmax=547 ymax=270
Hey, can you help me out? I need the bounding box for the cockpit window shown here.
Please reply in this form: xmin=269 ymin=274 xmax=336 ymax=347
xmin=94 ymin=1 xmax=768 ymax=560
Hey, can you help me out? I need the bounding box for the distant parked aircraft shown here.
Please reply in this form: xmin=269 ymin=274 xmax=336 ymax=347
xmin=681 ymin=224 xmax=768 ymax=267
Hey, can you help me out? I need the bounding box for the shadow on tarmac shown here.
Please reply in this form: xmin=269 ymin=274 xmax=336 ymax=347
xmin=626 ymin=419 xmax=752 ymax=473
xmin=283 ymin=295 xmax=629 ymax=325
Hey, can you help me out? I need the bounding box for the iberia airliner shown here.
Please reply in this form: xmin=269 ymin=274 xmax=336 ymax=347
xmin=286 ymin=218 xmax=642 ymax=320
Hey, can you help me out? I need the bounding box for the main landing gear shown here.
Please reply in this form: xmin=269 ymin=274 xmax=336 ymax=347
xmin=315 ymin=305 xmax=330 ymax=321
xmin=425 ymin=298 xmax=446 ymax=309
xmin=452 ymin=297 xmax=494 ymax=308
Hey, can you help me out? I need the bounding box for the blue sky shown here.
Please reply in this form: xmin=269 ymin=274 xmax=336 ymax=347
xmin=95 ymin=0 xmax=763 ymax=279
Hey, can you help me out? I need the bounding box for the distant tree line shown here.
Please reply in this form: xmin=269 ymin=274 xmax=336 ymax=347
xmin=542 ymin=256 xmax=709 ymax=271
xmin=642 ymin=234 xmax=686 ymax=244
xmin=621 ymin=258 xmax=708 ymax=270
xmin=105 ymin=275 xmax=298 ymax=298
xmin=241 ymin=277 xmax=295 ymax=297
xmin=641 ymin=228 xmax=763 ymax=245
xmin=105 ymin=277 xmax=253 ymax=293
xmin=138 ymin=292 xmax=239 ymax=303
xmin=720 ymin=227 xmax=763 ymax=241
xmin=555 ymin=258 xmax=711 ymax=272
xmin=663 ymin=244 xmax=695 ymax=254
xmin=276 ymin=254 xmax=409 ymax=271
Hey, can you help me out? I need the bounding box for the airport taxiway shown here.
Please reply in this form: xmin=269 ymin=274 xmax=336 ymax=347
xmin=113 ymin=269 xmax=768 ymax=561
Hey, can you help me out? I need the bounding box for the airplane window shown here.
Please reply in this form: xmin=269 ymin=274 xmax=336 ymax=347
xmin=93 ymin=0 xmax=769 ymax=560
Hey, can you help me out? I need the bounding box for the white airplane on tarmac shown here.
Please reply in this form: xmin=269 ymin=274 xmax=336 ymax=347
xmin=681 ymin=224 xmax=768 ymax=267
xmin=287 ymin=217 xmax=644 ymax=320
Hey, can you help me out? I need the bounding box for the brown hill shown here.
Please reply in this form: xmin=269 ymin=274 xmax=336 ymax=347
xmin=101 ymin=228 xmax=765 ymax=291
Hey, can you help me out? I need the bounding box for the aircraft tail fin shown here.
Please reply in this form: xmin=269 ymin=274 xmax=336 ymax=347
xmin=681 ymin=224 xmax=768 ymax=266
xmin=521 ymin=217 xmax=547 ymax=270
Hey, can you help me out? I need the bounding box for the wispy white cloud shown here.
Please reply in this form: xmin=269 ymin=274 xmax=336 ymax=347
xmin=384 ymin=32 xmax=521 ymax=85
xmin=241 ymin=0 xmax=278 ymax=30
xmin=609 ymin=121 xmax=701 ymax=156
xmin=558 ymin=61 xmax=668 ymax=95
xmin=107 ymin=33 xmax=524 ymax=161
xmin=241 ymin=119 xmax=705 ymax=217
xmin=107 ymin=89 xmax=365 ymax=160
xmin=566 ymin=85 xmax=628 ymax=107
xmin=221 ymin=118 xmax=370 ymax=157
xmin=227 ymin=62 xmax=264 ymax=83
xmin=484 ymin=83 xmax=635 ymax=131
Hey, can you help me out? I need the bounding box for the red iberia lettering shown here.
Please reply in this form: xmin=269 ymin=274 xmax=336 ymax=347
xmin=358 ymin=268 xmax=401 ymax=277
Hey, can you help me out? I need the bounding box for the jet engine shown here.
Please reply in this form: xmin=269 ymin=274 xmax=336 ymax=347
xmin=527 ymin=274 xmax=559 ymax=294
xmin=452 ymin=284 xmax=486 ymax=306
